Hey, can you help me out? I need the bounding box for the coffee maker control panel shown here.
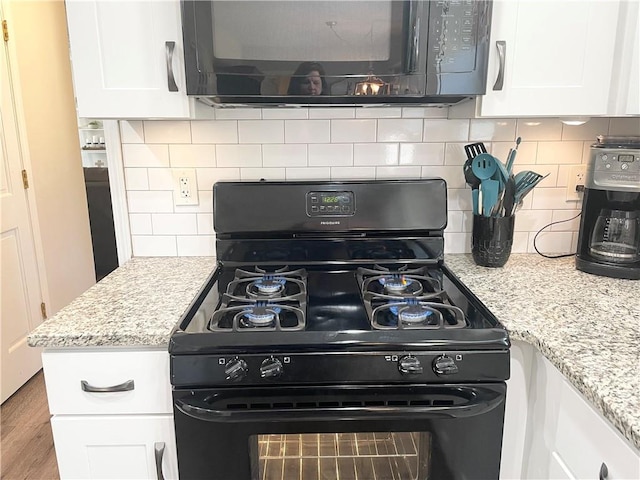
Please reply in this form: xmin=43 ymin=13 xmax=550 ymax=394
xmin=587 ymin=147 xmax=640 ymax=191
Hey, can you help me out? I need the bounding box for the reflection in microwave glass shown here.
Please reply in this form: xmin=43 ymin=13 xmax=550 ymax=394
xmin=254 ymin=432 xmax=430 ymax=480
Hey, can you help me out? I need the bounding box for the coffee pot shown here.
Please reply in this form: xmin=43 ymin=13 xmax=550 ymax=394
xmin=576 ymin=137 xmax=640 ymax=279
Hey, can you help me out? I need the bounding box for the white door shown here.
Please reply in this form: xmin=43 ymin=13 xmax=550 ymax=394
xmin=479 ymin=0 xmax=621 ymax=117
xmin=65 ymin=0 xmax=190 ymax=119
xmin=0 ymin=13 xmax=44 ymax=403
xmin=51 ymin=415 xmax=179 ymax=480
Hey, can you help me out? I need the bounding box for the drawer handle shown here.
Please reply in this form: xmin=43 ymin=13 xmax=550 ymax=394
xmin=165 ymin=41 xmax=178 ymax=92
xmin=154 ymin=442 xmax=166 ymax=480
xmin=599 ymin=462 xmax=608 ymax=480
xmin=80 ymin=379 xmax=135 ymax=393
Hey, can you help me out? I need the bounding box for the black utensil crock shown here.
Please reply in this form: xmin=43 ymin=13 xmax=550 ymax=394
xmin=472 ymin=214 xmax=515 ymax=267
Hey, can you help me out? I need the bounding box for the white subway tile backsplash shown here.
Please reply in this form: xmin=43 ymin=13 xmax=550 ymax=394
xmin=309 ymin=108 xmax=355 ymax=119
xmin=151 ymin=213 xmax=198 ymax=235
xmin=122 ymin=112 xmax=600 ymax=256
xmin=330 ymin=166 xmax=376 ymax=180
xmin=402 ymin=107 xmax=449 ymax=119
xmin=124 ymin=168 xmax=149 ymax=190
xmin=286 ymin=167 xmax=331 ymax=180
xmin=238 ymin=120 xmax=285 ymax=144
xmin=424 ymin=119 xmax=469 ymax=142
xmin=530 ymin=187 xmax=567 ymax=210
xmin=376 ymin=166 xmax=421 ymax=179
xmin=514 ymin=209 xmax=553 ymax=232
xmin=286 ymin=120 xmax=331 ymax=143
xmin=196 ymin=168 xmax=241 ymax=192
xmin=122 ymin=144 xmax=170 ymax=168
xmin=214 ymin=108 xmax=262 ymax=120
xmin=143 ymin=121 xmax=191 ymax=143
xmin=129 ymin=214 xmax=152 ymax=235
xmin=177 ymin=235 xmax=215 ymax=256
xmin=516 ymin=118 xmax=562 ymax=141
xmin=215 ymin=145 xmax=262 ymax=167
xmin=120 ymin=121 xmax=144 ymax=143
xmin=330 ymin=119 xmax=376 ymax=143
xmin=262 ymin=108 xmax=309 ymax=120
xmin=469 ymin=119 xmax=516 ymax=142
xmin=240 ymin=168 xmax=286 ymax=180
xmin=561 ymin=118 xmax=609 ymax=141
xmin=263 ymin=144 xmax=308 ymax=167
xmin=551 ymin=209 xmax=582 ymax=231
xmin=400 ymin=143 xmax=445 ymax=165
xmin=197 ymin=213 xmax=214 ymax=235
xmin=354 ymin=143 xmax=399 ymax=166
xmin=536 ymin=141 xmax=583 ymax=164
xmin=132 ymin=235 xmax=177 ymax=256
xmin=356 ymin=107 xmax=402 ymax=119
xmin=191 ymin=121 xmax=238 ymax=144
xmin=309 ymin=144 xmax=353 ymax=167
xmin=127 ymin=191 xmax=173 ymax=213
xmin=608 ymin=117 xmax=640 ymax=135
xmin=377 ymin=119 xmax=423 ymax=142
xmin=169 ymin=144 xmax=216 ymax=168
xmin=528 ymin=231 xmax=574 ymax=254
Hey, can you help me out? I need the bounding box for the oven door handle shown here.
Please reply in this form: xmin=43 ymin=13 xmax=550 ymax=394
xmin=174 ymin=387 xmax=504 ymax=423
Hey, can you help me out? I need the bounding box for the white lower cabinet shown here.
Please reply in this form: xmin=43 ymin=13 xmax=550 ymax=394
xmin=51 ymin=415 xmax=178 ymax=480
xmin=42 ymin=348 xmax=177 ymax=480
xmin=523 ymin=351 xmax=640 ymax=480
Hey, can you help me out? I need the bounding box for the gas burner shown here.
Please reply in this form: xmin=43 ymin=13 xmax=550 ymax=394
xmin=247 ymin=276 xmax=287 ymax=298
xmin=372 ymin=299 xmax=466 ymax=330
xmin=237 ymin=305 xmax=277 ymax=328
xmin=378 ymin=275 xmax=424 ymax=295
xmin=226 ymin=267 xmax=308 ymax=302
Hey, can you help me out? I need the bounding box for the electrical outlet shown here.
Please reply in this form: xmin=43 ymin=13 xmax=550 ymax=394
xmin=566 ymin=164 xmax=587 ymax=202
xmin=172 ymin=169 xmax=199 ymax=206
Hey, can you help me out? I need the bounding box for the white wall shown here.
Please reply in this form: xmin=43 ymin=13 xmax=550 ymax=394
xmin=118 ymin=107 xmax=639 ymax=257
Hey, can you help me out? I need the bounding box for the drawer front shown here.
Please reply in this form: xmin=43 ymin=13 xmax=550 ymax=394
xmin=555 ymin=380 xmax=640 ymax=480
xmin=43 ymin=349 xmax=171 ymax=415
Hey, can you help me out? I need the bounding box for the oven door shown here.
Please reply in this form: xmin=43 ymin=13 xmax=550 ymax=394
xmin=173 ymin=383 xmax=506 ymax=480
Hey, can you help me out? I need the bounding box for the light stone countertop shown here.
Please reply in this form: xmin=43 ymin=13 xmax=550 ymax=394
xmin=28 ymin=254 xmax=639 ymax=450
xmin=444 ymin=254 xmax=640 ymax=452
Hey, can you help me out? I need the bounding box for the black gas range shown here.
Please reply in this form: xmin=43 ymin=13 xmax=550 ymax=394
xmin=170 ymin=180 xmax=510 ymax=480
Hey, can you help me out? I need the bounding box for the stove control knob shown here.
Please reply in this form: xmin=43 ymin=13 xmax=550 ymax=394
xmin=433 ymin=355 xmax=459 ymax=376
xmin=260 ymin=356 xmax=283 ymax=379
xmin=225 ymin=357 xmax=248 ymax=381
xmin=398 ymin=355 xmax=423 ymax=375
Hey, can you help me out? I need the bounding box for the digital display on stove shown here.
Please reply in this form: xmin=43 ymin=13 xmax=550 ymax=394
xmin=307 ymin=191 xmax=355 ymax=217
xmin=618 ymin=154 xmax=635 ymax=162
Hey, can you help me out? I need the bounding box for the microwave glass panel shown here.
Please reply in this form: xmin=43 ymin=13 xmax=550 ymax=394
xmin=211 ymin=1 xmax=392 ymax=62
xmin=253 ymin=432 xmax=430 ymax=480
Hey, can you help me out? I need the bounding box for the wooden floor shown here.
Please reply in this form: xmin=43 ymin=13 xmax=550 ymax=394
xmin=1 ymin=370 xmax=59 ymax=480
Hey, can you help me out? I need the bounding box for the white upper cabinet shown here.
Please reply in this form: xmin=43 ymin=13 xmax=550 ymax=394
xmin=65 ymin=0 xmax=191 ymax=119
xmin=479 ymin=0 xmax=622 ymax=117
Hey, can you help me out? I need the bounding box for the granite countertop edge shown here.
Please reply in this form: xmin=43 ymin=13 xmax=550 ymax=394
xmin=27 ymin=255 xmax=640 ymax=451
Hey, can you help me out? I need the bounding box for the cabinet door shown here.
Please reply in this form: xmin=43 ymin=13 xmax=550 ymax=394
xmin=51 ymin=414 xmax=178 ymax=480
xmin=65 ymin=0 xmax=190 ymax=119
xmin=480 ymin=0 xmax=620 ymax=117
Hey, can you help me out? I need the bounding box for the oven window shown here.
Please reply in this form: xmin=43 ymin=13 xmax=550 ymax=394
xmin=252 ymin=432 xmax=430 ymax=480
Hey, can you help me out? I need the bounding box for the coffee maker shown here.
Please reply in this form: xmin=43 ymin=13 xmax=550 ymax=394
xmin=576 ymin=136 xmax=640 ymax=279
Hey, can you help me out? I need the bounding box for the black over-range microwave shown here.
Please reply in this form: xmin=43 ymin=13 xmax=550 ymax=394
xmin=181 ymin=0 xmax=493 ymax=106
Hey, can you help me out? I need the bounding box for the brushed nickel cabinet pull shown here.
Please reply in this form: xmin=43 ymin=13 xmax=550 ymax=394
xmin=80 ymin=379 xmax=135 ymax=393
xmin=492 ymin=40 xmax=506 ymax=91
xmin=165 ymin=41 xmax=178 ymax=92
xmin=154 ymin=442 xmax=166 ymax=480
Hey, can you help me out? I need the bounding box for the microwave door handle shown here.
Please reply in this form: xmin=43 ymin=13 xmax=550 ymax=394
xmin=492 ymin=40 xmax=506 ymax=91
xmin=165 ymin=41 xmax=179 ymax=92
xmin=404 ymin=1 xmax=420 ymax=73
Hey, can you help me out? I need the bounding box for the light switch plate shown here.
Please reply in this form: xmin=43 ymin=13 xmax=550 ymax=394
xmin=172 ymin=169 xmax=199 ymax=206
